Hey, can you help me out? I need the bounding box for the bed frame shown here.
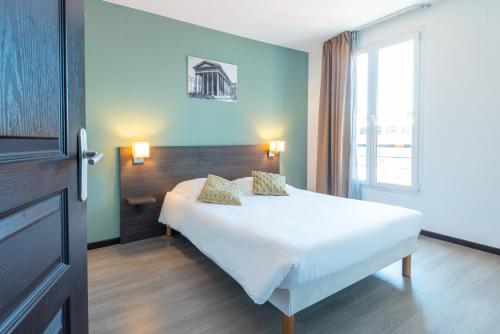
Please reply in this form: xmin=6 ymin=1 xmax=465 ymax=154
xmin=120 ymin=144 xmax=415 ymax=334
xmin=270 ymin=245 xmax=414 ymax=334
xmin=168 ymin=222 xmax=414 ymax=334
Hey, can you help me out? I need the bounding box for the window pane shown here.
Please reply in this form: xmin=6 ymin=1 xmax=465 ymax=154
xmin=355 ymin=53 xmax=368 ymax=182
xmin=376 ymin=39 xmax=414 ymax=186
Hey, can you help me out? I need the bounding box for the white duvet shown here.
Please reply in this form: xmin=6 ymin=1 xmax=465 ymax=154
xmin=158 ymin=178 xmax=422 ymax=304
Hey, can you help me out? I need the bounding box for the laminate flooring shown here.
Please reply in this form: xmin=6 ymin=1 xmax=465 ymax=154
xmin=89 ymin=236 xmax=500 ymax=334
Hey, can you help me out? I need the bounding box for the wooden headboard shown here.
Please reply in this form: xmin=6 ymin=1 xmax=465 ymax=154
xmin=119 ymin=144 xmax=279 ymax=243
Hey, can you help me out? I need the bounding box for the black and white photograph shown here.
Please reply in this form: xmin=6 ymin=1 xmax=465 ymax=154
xmin=187 ymin=56 xmax=237 ymax=102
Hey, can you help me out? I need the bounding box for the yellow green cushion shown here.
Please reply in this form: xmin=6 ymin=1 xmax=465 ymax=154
xmin=252 ymin=170 xmax=289 ymax=196
xmin=198 ymin=174 xmax=242 ymax=205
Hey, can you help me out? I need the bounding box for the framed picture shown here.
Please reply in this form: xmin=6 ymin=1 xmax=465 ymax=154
xmin=187 ymin=56 xmax=237 ymax=102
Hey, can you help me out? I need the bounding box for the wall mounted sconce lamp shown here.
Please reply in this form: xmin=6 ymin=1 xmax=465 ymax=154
xmin=132 ymin=142 xmax=150 ymax=164
xmin=268 ymin=140 xmax=285 ymax=158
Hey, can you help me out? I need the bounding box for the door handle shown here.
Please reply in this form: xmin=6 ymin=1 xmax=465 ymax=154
xmin=78 ymin=128 xmax=103 ymax=201
xmin=83 ymin=150 xmax=103 ymax=165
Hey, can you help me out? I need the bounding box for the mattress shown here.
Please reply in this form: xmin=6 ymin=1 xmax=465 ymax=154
xmin=158 ymin=180 xmax=422 ymax=304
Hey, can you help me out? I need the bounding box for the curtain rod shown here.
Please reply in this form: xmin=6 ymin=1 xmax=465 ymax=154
xmin=354 ymin=2 xmax=431 ymax=32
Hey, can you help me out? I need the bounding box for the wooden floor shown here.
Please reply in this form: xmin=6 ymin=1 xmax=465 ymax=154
xmin=89 ymin=236 xmax=500 ymax=334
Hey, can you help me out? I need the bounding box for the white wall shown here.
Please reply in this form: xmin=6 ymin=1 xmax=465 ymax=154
xmin=307 ymin=0 xmax=500 ymax=248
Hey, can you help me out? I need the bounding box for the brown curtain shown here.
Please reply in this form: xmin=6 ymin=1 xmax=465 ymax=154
xmin=316 ymin=31 xmax=353 ymax=197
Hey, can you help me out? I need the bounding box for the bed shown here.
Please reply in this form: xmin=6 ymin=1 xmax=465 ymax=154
xmin=118 ymin=144 xmax=421 ymax=333
xmin=158 ymin=177 xmax=422 ymax=334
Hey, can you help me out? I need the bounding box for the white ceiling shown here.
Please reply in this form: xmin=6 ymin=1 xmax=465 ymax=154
xmin=103 ymin=0 xmax=430 ymax=51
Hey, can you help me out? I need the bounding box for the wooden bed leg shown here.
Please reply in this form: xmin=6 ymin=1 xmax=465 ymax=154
xmin=282 ymin=315 xmax=295 ymax=334
xmin=402 ymin=255 xmax=411 ymax=277
xmin=165 ymin=226 xmax=172 ymax=238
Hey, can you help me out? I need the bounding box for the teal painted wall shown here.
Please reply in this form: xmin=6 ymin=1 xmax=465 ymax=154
xmin=85 ymin=0 xmax=308 ymax=243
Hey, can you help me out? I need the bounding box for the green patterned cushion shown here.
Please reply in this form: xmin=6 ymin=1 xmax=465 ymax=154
xmin=198 ymin=174 xmax=242 ymax=205
xmin=252 ymin=170 xmax=289 ymax=196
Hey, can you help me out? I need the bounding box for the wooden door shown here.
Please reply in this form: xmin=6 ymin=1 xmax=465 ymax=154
xmin=0 ymin=0 xmax=87 ymax=332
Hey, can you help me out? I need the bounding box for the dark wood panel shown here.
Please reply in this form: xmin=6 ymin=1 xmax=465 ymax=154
xmin=119 ymin=145 xmax=279 ymax=243
xmin=43 ymin=307 xmax=63 ymax=333
xmin=0 ymin=137 xmax=59 ymax=155
xmin=0 ymin=0 xmax=63 ymax=138
xmin=0 ymin=193 xmax=66 ymax=326
xmin=0 ymin=0 xmax=87 ymax=331
xmin=3 ymin=264 xmax=69 ymax=334
xmin=60 ymin=0 xmax=88 ymax=331
xmin=0 ymin=158 xmax=73 ymax=214
xmin=0 ymin=195 xmax=60 ymax=241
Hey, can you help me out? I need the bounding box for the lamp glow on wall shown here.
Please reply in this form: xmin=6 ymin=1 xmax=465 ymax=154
xmin=268 ymin=140 xmax=285 ymax=158
xmin=132 ymin=142 xmax=150 ymax=164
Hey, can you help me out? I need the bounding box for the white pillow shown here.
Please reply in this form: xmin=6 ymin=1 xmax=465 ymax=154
xmin=171 ymin=178 xmax=206 ymax=198
xmin=232 ymin=177 xmax=253 ymax=195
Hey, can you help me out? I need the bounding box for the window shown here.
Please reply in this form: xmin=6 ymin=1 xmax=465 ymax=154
xmin=355 ymin=34 xmax=420 ymax=190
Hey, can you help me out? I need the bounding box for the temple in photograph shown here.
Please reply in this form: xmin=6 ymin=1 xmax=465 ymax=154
xmin=189 ymin=60 xmax=236 ymax=100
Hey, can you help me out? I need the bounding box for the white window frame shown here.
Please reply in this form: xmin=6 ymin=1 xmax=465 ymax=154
xmin=357 ymin=32 xmax=421 ymax=192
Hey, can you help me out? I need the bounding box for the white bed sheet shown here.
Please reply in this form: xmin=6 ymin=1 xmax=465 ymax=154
xmin=158 ymin=184 xmax=422 ymax=304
